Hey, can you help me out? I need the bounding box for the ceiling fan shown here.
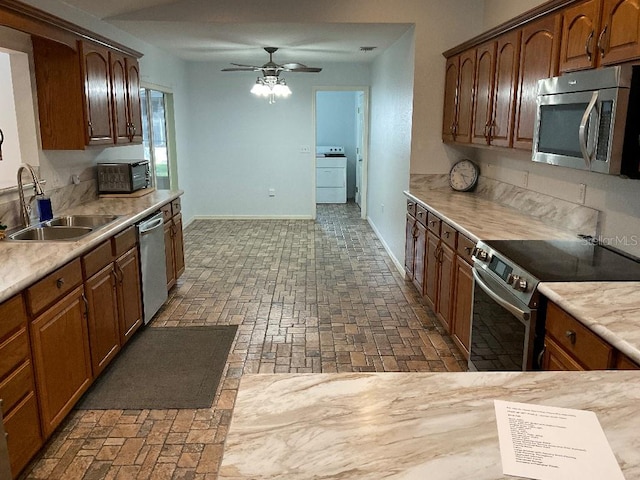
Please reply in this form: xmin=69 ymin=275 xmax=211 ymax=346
xmin=221 ymin=47 xmax=322 ymax=76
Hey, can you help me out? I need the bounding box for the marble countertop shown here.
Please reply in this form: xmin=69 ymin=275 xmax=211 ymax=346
xmin=405 ymin=185 xmax=640 ymax=366
xmin=0 ymin=189 xmax=182 ymax=304
xmin=539 ymin=282 xmax=640 ymax=365
xmin=219 ymin=372 xmax=640 ymax=479
xmin=404 ymin=188 xmax=578 ymax=242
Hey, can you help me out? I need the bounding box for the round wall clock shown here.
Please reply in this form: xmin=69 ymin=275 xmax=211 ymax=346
xmin=449 ymin=159 xmax=479 ymax=192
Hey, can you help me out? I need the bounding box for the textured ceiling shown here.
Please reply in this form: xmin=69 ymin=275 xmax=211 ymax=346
xmin=57 ymin=0 xmax=412 ymax=63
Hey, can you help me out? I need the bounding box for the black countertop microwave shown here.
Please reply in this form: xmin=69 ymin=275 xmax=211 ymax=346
xmin=97 ymin=160 xmax=150 ymax=193
xmin=533 ymin=65 xmax=640 ymax=177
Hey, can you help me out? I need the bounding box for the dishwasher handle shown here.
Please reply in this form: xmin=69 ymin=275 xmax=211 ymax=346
xmin=139 ymin=214 xmax=164 ymax=234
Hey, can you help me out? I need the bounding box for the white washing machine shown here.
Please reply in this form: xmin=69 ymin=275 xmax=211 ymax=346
xmin=316 ymin=146 xmax=347 ymax=203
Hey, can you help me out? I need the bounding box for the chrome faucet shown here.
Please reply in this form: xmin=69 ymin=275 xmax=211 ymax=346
xmin=17 ymin=163 xmax=45 ymax=227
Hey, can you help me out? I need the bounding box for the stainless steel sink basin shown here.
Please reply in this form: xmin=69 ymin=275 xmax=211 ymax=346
xmin=9 ymin=226 xmax=93 ymax=241
xmin=7 ymin=214 xmax=120 ymax=241
xmin=45 ymin=214 xmax=119 ymax=228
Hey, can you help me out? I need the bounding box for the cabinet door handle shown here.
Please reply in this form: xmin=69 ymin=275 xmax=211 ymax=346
xmin=565 ymin=330 xmax=577 ymax=345
xmin=88 ymin=121 xmax=93 ymax=137
xmin=443 ymin=231 xmax=450 ymax=238
xmin=81 ymin=293 xmax=89 ymax=319
xmin=115 ymin=264 xmax=124 ymax=284
xmin=56 ymin=278 xmax=65 ymax=289
xmin=537 ymin=345 xmax=546 ymax=369
xmin=585 ymin=30 xmax=594 ymax=61
xmin=597 ymin=25 xmax=608 ymax=58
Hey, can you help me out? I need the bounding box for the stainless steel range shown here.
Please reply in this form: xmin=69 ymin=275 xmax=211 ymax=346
xmin=469 ymin=238 xmax=640 ymax=372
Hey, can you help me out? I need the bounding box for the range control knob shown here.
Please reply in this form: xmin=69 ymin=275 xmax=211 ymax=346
xmin=475 ymin=249 xmax=489 ymax=261
xmin=507 ymin=274 xmax=519 ymax=285
xmin=513 ymin=278 xmax=528 ymax=292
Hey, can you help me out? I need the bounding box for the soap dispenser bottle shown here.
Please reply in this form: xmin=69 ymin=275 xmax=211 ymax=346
xmin=37 ymin=194 xmax=53 ymax=222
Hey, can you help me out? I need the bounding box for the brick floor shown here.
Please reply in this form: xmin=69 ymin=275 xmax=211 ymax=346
xmin=21 ymin=202 xmax=466 ymax=479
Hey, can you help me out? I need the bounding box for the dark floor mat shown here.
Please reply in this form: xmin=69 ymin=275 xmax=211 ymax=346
xmin=76 ymin=325 xmax=237 ymax=410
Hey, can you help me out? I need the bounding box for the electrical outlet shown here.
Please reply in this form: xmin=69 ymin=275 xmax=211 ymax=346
xmin=268 ymin=188 xmax=276 ymax=197
xmin=578 ymin=184 xmax=586 ymax=204
xmin=522 ymin=171 xmax=529 ymax=187
xmin=299 ymin=145 xmax=311 ymax=154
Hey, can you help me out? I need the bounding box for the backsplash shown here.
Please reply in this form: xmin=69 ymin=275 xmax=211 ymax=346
xmin=0 ymin=179 xmax=98 ymax=230
xmin=409 ymin=174 xmax=600 ymax=237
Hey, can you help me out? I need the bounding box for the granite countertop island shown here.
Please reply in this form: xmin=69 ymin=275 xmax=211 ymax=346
xmin=219 ymin=372 xmax=640 ymax=479
xmin=0 ymin=189 xmax=182 ymax=303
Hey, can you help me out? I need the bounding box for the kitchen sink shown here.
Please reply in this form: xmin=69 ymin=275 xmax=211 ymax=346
xmin=45 ymin=214 xmax=119 ymax=228
xmin=9 ymin=226 xmax=93 ymax=241
xmin=7 ymin=215 xmax=120 ymax=241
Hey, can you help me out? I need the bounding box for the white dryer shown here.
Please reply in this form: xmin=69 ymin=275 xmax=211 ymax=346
xmin=316 ymin=146 xmax=347 ymax=203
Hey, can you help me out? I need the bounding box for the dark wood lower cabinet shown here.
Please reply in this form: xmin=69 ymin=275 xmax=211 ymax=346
xmin=435 ymin=243 xmax=455 ymax=331
xmin=116 ymin=248 xmax=143 ymax=345
xmin=30 ymin=286 xmax=93 ymax=438
xmin=85 ymin=264 xmax=120 ymax=377
xmin=451 ymin=258 xmax=473 ymax=358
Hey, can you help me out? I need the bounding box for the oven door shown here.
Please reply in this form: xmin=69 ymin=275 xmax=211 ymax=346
xmin=469 ymin=268 xmax=537 ymax=372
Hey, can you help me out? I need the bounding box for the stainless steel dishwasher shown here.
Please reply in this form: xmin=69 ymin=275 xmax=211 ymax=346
xmin=137 ymin=211 xmax=168 ymax=324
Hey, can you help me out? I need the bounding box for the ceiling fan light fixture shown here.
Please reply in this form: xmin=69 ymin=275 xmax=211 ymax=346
xmin=251 ymin=75 xmax=291 ymax=104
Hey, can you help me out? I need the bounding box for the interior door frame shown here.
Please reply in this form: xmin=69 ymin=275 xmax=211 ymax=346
xmin=312 ymin=86 xmax=370 ymax=220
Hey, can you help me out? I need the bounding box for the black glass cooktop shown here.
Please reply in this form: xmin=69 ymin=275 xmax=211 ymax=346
xmin=484 ymin=239 xmax=640 ymax=282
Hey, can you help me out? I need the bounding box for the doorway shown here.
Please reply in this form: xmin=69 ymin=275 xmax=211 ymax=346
xmin=313 ymin=87 xmax=369 ymax=220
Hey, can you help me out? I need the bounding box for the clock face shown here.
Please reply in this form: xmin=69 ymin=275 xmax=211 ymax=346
xmin=449 ymin=160 xmax=479 ymax=192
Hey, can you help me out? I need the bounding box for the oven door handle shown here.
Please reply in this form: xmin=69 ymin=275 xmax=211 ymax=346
xmin=472 ymin=268 xmax=530 ymax=322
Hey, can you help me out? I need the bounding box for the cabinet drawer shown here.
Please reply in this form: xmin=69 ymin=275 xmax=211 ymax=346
xmin=406 ymin=199 xmax=416 ymax=217
xmin=0 ymin=329 xmax=29 ymax=380
xmin=415 ymin=204 xmax=428 ymax=227
xmin=171 ymin=197 xmax=181 ymax=216
xmin=112 ymin=225 xmax=137 ymax=258
xmin=161 ymin=203 xmax=172 ymax=223
xmin=0 ymin=360 xmax=35 ymax=415
xmin=4 ymin=392 xmax=42 ymax=478
xmin=0 ymin=295 xmax=27 ymax=342
xmin=546 ymin=302 xmax=613 ymax=369
xmin=82 ymin=240 xmax=114 ymax=278
xmin=615 ymin=352 xmax=640 ymax=370
xmin=27 ymin=259 xmax=82 ymax=316
xmin=427 ymin=212 xmax=441 ymax=235
xmin=457 ymin=234 xmax=475 ymax=265
xmin=440 ymin=222 xmax=457 ymax=249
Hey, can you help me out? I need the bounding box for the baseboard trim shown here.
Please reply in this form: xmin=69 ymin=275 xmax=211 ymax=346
xmin=367 ymin=217 xmax=405 ymax=276
xmin=192 ymin=215 xmax=314 ymax=220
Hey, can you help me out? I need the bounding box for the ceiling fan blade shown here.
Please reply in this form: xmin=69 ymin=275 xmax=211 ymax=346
xmin=221 ymin=67 xmax=260 ymax=72
xmin=285 ymin=67 xmax=323 ymax=73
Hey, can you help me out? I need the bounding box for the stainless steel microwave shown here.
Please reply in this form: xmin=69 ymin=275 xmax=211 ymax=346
xmin=97 ymin=160 xmax=150 ymax=193
xmin=533 ymin=65 xmax=640 ymax=177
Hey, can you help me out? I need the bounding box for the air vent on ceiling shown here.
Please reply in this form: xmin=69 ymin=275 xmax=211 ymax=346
xmin=359 ymin=46 xmax=377 ymax=52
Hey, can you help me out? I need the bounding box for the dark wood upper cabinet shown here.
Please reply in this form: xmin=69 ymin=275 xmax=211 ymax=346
xmin=600 ymin=0 xmax=640 ymax=65
xmin=492 ymin=31 xmax=521 ymax=147
xmin=513 ymin=14 xmax=561 ymax=151
xmin=80 ymin=41 xmax=114 ymax=146
xmin=442 ymin=50 xmax=476 ymax=144
xmin=442 ymin=56 xmax=459 ymax=142
xmin=559 ymin=0 xmax=602 ymax=71
xmin=126 ymin=57 xmax=144 ymax=143
xmin=471 ymin=42 xmax=496 ymax=145
xmin=110 ymin=52 xmax=130 ymax=144
xmin=471 ymin=31 xmax=521 ymax=147
xmin=32 ymin=36 xmax=143 ymax=150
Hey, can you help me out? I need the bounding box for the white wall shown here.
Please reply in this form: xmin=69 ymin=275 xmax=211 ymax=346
xmin=184 ymin=62 xmax=370 ymax=218
xmin=483 ymin=0 xmax=546 ymax=29
xmin=316 ymin=90 xmax=358 ymax=199
xmin=367 ymin=28 xmax=415 ymax=271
